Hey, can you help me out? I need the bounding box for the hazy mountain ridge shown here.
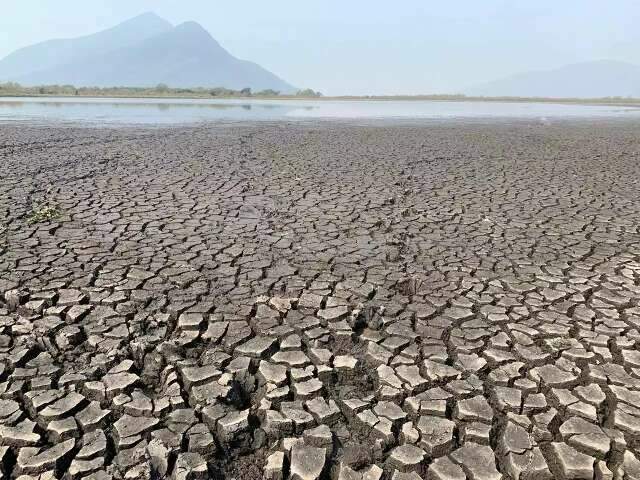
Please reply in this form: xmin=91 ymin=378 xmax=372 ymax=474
xmin=468 ymin=60 xmax=640 ymax=98
xmin=0 ymin=13 xmax=295 ymax=92
xmin=0 ymin=13 xmax=173 ymax=79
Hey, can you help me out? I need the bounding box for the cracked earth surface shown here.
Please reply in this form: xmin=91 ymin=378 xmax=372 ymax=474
xmin=0 ymin=120 xmax=640 ymax=480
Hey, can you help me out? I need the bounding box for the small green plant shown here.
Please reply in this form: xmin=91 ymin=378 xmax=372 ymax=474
xmin=548 ymin=337 xmax=573 ymax=350
xmin=27 ymin=204 xmax=61 ymax=224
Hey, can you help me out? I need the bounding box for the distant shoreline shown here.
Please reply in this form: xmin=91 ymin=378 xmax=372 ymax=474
xmin=2 ymin=92 xmax=640 ymax=108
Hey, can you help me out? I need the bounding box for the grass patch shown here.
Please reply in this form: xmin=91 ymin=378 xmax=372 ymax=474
xmin=548 ymin=337 xmax=573 ymax=350
xmin=27 ymin=204 xmax=61 ymax=224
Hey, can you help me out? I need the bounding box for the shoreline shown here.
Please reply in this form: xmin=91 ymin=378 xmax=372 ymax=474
xmin=1 ymin=93 xmax=640 ymax=108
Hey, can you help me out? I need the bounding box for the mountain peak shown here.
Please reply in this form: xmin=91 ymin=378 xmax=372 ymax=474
xmin=136 ymin=11 xmax=166 ymax=21
xmin=175 ymin=21 xmax=206 ymax=31
xmin=173 ymin=21 xmax=212 ymax=38
xmin=121 ymin=11 xmax=172 ymax=29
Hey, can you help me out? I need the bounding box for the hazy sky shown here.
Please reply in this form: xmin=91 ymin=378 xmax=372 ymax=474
xmin=1 ymin=0 xmax=638 ymax=95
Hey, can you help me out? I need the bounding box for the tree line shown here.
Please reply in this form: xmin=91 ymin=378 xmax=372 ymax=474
xmin=0 ymin=82 xmax=323 ymax=98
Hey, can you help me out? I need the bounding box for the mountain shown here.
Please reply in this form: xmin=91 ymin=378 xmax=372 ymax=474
xmin=0 ymin=13 xmax=296 ymax=93
xmin=467 ymin=60 xmax=640 ymax=98
xmin=0 ymin=13 xmax=172 ymax=79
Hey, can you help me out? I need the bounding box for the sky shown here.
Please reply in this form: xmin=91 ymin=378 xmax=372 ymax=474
xmin=1 ymin=0 xmax=639 ymax=95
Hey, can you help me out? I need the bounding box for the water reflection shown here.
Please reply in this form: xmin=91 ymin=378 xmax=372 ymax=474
xmin=0 ymin=100 xmax=294 ymax=111
xmin=0 ymin=97 xmax=315 ymax=124
xmin=0 ymin=96 xmax=638 ymax=125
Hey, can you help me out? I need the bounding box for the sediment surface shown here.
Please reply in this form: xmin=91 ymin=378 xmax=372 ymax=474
xmin=1 ymin=120 xmax=640 ymax=479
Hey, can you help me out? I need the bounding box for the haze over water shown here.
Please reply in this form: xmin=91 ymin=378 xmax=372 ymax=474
xmin=1 ymin=97 xmax=639 ymax=125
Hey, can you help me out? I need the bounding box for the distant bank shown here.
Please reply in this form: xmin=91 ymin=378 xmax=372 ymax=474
xmin=1 ymin=83 xmax=639 ymax=108
xmin=0 ymin=82 xmax=322 ymax=100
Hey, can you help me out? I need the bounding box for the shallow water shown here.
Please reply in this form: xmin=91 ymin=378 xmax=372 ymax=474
xmin=0 ymin=96 xmax=639 ymax=125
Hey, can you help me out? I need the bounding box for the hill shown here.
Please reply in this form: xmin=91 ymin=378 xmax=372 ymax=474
xmin=468 ymin=60 xmax=640 ymax=98
xmin=0 ymin=13 xmax=172 ymax=80
xmin=0 ymin=13 xmax=295 ymax=93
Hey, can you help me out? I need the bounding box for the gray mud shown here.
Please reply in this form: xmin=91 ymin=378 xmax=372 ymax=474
xmin=1 ymin=120 xmax=640 ymax=479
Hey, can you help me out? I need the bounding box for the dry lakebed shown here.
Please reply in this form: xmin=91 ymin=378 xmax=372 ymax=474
xmin=0 ymin=119 xmax=640 ymax=479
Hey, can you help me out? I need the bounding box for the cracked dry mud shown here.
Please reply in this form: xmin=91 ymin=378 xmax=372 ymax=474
xmin=0 ymin=119 xmax=640 ymax=480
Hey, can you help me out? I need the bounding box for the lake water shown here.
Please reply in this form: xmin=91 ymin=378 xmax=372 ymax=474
xmin=0 ymin=96 xmax=639 ymax=125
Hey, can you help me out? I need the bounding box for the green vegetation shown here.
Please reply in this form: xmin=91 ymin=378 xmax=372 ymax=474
xmin=548 ymin=337 xmax=574 ymax=350
xmin=26 ymin=204 xmax=61 ymax=224
xmin=294 ymin=88 xmax=323 ymax=98
xmin=0 ymin=82 xmax=324 ymax=99
xmin=1 ymin=81 xmax=639 ymax=106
